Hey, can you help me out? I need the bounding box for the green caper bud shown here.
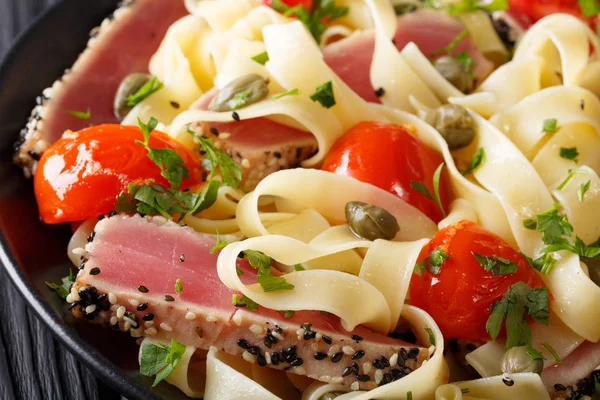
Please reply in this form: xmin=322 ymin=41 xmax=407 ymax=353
xmin=345 ymin=201 xmax=400 ymax=241
xmin=431 ymin=104 xmax=476 ymax=150
xmin=501 ymin=346 xmax=543 ymax=375
xmin=113 ymin=73 xmax=151 ymax=120
xmin=319 ymin=393 xmax=346 ymax=400
xmin=433 ymin=56 xmax=474 ymax=93
xmin=208 ymin=73 xmax=269 ymax=112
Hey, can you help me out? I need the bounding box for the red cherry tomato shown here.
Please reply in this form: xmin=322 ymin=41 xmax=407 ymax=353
xmin=262 ymin=0 xmax=313 ymax=12
xmin=34 ymin=124 xmax=203 ymax=224
xmin=322 ymin=122 xmax=453 ymax=223
xmin=409 ymin=220 xmax=546 ymax=342
xmin=509 ymin=0 xmax=597 ymax=26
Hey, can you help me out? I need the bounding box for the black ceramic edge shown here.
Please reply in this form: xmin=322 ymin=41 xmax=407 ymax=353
xmin=0 ymin=3 xmax=154 ymax=399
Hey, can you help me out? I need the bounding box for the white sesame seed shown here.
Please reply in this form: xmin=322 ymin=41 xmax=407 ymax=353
xmin=315 ymin=332 xmax=323 ymax=341
xmin=206 ymin=315 xmax=218 ymax=322
xmin=70 ymin=287 xmax=80 ymax=301
xmin=390 ymin=353 xmax=398 ymax=367
xmin=85 ymin=305 xmax=97 ymax=314
xmin=272 ymin=331 xmax=284 ymax=341
xmin=363 ymin=362 xmax=372 ymax=374
xmin=351 ymin=382 xmax=360 ymax=391
xmin=328 ymin=345 xmax=340 ymax=357
xmin=294 ymin=366 xmax=306 ymax=375
xmin=144 ymin=321 xmax=154 ymax=328
xmin=296 ymin=328 xmax=303 ymax=336
xmin=110 ymin=316 xmax=118 ymax=326
xmin=320 ymin=375 xmax=331 ymax=383
xmin=72 ymin=248 xmax=86 ymax=256
xmin=145 ymin=327 xmax=157 ymax=336
xmin=130 ymin=328 xmax=142 ymax=338
xmin=116 ymin=306 xmax=126 ymax=319
xmin=108 ymin=292 xmax=117 ymax=304
xmin=375 ymin=369 xmax=383 ymax=384
xmin=343 ymin=345 xmax=355 ymax=355
xmin=242 ymin=351 xmax=256 ymax=363
xmin=66 ymin=294 xmax=74 ymax=303
xmin=421 ymin=359 xmax=428 ymax=366
xmin=123 ymin=316 xmax=137 ymax=326
xmin=218 ymin=132 xmax=231 ymax=140
xmin=128 ymin=299 xmax=139 ymax=307
xmin=249 ymin=324 xmax=264 ymax=335
xmin=185 ymin=312 xmax=197 ymax=320
xmin=160 ymin=322 xmax=173 ymax=332
xmin=265 ymin=352 xmax=272 ymax=365
xmin=77 ymin=270 xmax=84 ymax=278
xmin=232 ymin=313 xmax=242 ymax=326
xmin=241 ymin=158 xmax=251 ymax=168
xmin=123 ymin=321 xmax=132 ymax=331
xmin=331 ymin=377 xmax=344 ymax=384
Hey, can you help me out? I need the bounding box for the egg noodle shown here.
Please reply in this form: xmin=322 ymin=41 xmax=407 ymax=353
xmin=65 ymin=0 xmax=600 ymax=398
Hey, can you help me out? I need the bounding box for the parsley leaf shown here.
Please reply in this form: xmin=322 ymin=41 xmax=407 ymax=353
xmin=137 ymin=117 xmax=189 ymax=189
xmin=410 ymin=163 xmax=446 ymax=217
xmin=448 ymin=0 xmax=508 ymax=14
xmin=431 ymin=29 xmax=469 ymax=57
xmin=251 ymin=51 xmax=269 ymax=65
xmin=274 ymin=88 xmax=301 ymax=100
xmin=227 ymin=89 xmax=252 ymax=110
xmin=579 ymin=0 xmax=600 ymax=17
xmin=522 ymin=252 xmax=557 ymax=275
xmin=272 ymin=0 xmax=349 ymax=43
xmin=127 ymin=76 xmax=163 ymax=107
xmin=472 ymin=252 xmax=518 ymax=276
xmin=232 ymin=294 xmax=259 ymax=310
xmin=461 ymin=388 xmax=470 ymax=394
xmin=310 ymin=81 xmax=336 ymax=108
xmin=526 ymin=344 xmax=545 ymax=360
xmin=416 ymin=247 xmax=449 ymax=275
xmin=542 ymin=342 xmax=561 ymax=363
xmin=407 ymin=391 xmax=413 ymax=400
xmin=486 ymin=282 xmax=549 ymax=352
xmin=410 ymin=181 xmax=434 ymax=200
xmin=542 ymin=118 xmax=558 ymax=134
xmin=579 ymin=180 xmax=591 ymax=202
xmin=210 ymin=231 xmax=229 ymax=254
xmin=66 ymin=108 xmax=91 ymax=120
xmin=461 ymin=148 xmax=485 ymax=175
xmin=278 ymin=310 xmax=295 ymax=318
xmin=175 ymin=278 xmax=182 ymax=295
xmin=424 ymin=325 xmax=436 ymax=347
xmin=244 ymin=250 xmax=295 ymax=292
xmin=456 ymin=51 xmax=475 ymax=77
xmin=45 ymin=270 xmax=75 ymax=300
xmin=293 ymin=264 xmax=305 ymax=271
xmin=559 ymin=147 xmax=579 ymax=163
xmin=188 ymin=129 xmax=242 ymax=188
xmin=140 ymin=338 xmax=186 ymax=387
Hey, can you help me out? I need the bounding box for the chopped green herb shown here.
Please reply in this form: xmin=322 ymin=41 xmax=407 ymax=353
xmin=236 ymin=267 xmax=244 ymax=276
xmin=416 ymin=247 xmax=449 ymax=275
xmin=45 ymin=270 xmax=75 ymax=300
xmin=472 ymin=252 xmax=518 ymax=276
xmin=244 ymin=250 xmax=295 ymax=292
xmin=410 ymin=180 xmax=434 ymax=200
xmin=461 ymin=388 xmax=470 ymax=394
xmin=448 ymin=0 xmax=508 ymax=14
xmin=310 ymin=81 xmax=336 ymax=108
xmin=526 ymin=344 xmax=545 ymax=360
xmin=140 ymin=338 xmax=186 ymax=387
xmin=431 ymin=29 xmax=469 ymax=57
xmin=579 ymin=0 xmax=600 ymax=17
xmin=433 ymin=163 xmax=447 ymax=218
xmin=424 ymin=325 xmax=436 ymax=347
xmin=522 ymin=252 xmax=557 ymax=275
xmin=455 ymin=51 xmax=475 ymax=77
xmin=273 ymin=88 xmax=301 ymax=100
xmin=462 ymin=148 xmax=485 ymax=175
xmin=66 ymin=107 xmax=91 ymax=120
xmin=486 ymin=282 xmax=549 ymax=352
xmin=542 ymin=342 xmax=561 ymax=364
xmin=210 ymin=231 xmax=229 ymax=254
xmin=278 ymin=310 xmax=295 ymax=318
xmin=127 ymin=76 xmax=163 ymax=107
xmin=251 ymin=51 xmax=269 ymax=65
xmin=272 ymin=0 xmax=349 ymax=43
xmin=542 ymin=118 xmax=558 ymax=134
xmin=559 ymin=147 xmax=579 ymax=163
xmin=233 ymin=294 xmax=259 ymax=311
xmin=413 ymin=260 xmax=426 ymax=278
xmin=557 ymin=169 xmax=585 ymax=190
xmin=407 ymin=391 xmax=413 ymax=400
xmin=293 ymin=264 xmax=305 ymax=271
xmin=175 ymin=278 xmax=182 ymax=295
xmin=227 ymin=89 xmax=252 ymax=110
xmin=579 ymin=180 xmax=591 ymax=202
xmin=188 ymin=129 xmax=242 ymax=188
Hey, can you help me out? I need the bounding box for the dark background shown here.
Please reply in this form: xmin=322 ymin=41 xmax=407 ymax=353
xmin=0 ymin=0 xmax=122 ymax=398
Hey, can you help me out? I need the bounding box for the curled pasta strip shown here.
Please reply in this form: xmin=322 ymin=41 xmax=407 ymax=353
xmin=435 ymin=373 xmax=549 ymax=400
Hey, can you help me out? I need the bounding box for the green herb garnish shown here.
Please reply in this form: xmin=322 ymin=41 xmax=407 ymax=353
xmin=559 ymin=147 xmax=579 ymax=163
xmin=274 ymin=88 xmax=301 ymax=100
xmin=310 ymin=81 xmax=336 ymax=108
xmin=293 ymin=264 xmax=305 ymax=271
xmin=140 ymin=338 xmax=186 ymax=387
xmin=175 ymin=278 xmax=182 ymax=295
xmin=278 ymin=310 xmax=295 ymax=318
xmin=188 ymin=129 xmax=242 ymax=188
xmin=66 ymin=108 xmax=91 ymax=120
xmin=472 ymin=252 xmax=518 ymax=276
xmin=462 ymin=148 xmax=485 ymax=175
xmin=579 ymin=180 xmax=591 ymax=202
xmin=410 ymin=163 xmax=446 ymax=217
xmin=210 ymin=231 xmax=229 ymax=254
xmin=542 ymin=118 xmax=558 ymax=134
xmin=45 ymin=269 xmax=75 ymax=300
xmin=127 ymin=76 xmax=163 ymax=107
xmin=448 ymin=0 xmax=508 ymax=15
xmin=244 ymin=250 xmax=295 ymax=292
xmin=557 ymin=169 xmax=585 ymax=190
xmin=424 ymin=325 xmax=436 ymax=347
xmin=251 ymin=51 xmax=269 ymax=65
xmin=579 ymin=0 xmax=600 ymax=17
xmin=415 ymin=247 xmax=449 ymax=276
xmin=232 ymin=294 xmax=259 ymax=310
xmin=542 ymin=342 xmax=561 ymax=364
xmin=272 ymin=0 xmax=349 ymax=43
xmin=431 ymin=29 xmax=469 ymax=57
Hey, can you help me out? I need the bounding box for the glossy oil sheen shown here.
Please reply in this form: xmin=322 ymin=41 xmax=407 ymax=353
xmin=0 ymin=1 xmax=188 ymax=398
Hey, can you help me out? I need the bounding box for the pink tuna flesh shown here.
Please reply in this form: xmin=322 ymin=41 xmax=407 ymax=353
xmin=543 ymin=341 xmax=600 ymax=394
xmin=323 ymin=9 xmax=494 ymax=103
xmin=71 ymin=215 xmax=428 ymax=389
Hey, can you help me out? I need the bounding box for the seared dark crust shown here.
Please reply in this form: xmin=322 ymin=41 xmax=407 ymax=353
xmin=13 ymin=0 xmax=137 ymax=177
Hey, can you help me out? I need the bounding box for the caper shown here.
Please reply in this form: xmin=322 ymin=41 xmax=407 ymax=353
xmin=113 ymin=73 xmax=151 ymax=120
xmin=345 ymin=201 xmax=400 ymax=241
xmin=501 ymin=346 xmax=543 ymax=376
xmin=430 ymin=104 xmax=476 ymax=150
xmin=433 ymin=56 xmax=474 ymax=93
xmin=208 ymin=73 xmax=269 ymax=112
xmin=319 ymin=393 xmax=346 ymax=400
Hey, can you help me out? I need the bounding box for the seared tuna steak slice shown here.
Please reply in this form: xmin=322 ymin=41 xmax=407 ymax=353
xmin=14 ymin=0 xmax=188 ymax=176
xmin=69 ymin=215 xmax=428 ymax=389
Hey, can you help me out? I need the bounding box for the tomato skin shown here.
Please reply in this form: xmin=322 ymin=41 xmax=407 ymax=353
xmin=262 ymin=0 xmax=313 ymax=12
xmin=409 ymin=220 xmax=546 ymax=342
xmin=509 ymin=0 xmax=597 ymax=26
xmin=321 ymin=122 xmax=453 ymax=223
xmin=34 ymin=124 xmax=203 ymax=224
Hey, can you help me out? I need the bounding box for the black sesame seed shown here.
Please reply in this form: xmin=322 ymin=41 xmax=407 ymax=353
xmin=201 ymin=171 xmax=208 ymax=182
xmin=264 ymin=335 xmax=274 ymax=349
xmin=399 ymin=348 xmax=408 ymax=360
xmin=89 ymin=267 xmax=101 ymax=275
xmin=170 ymin=101 xmax=180 ymax=109
xmin=99 ymin=302 xmax=110 ymax=311
xmin=502 ymin=377 xmax=514 ymax=387
xmin=179 ymin=254 xmax=185 ymax=262
xmin=577 ymin=377 xmax=594 ymax=396
xmin=350 ymin=362 xmax=359 ymax=375
xmin=402 ymin=366 xmax=413 ymax=375
xmin=322 ymin=335 xmax=332 ymax=345
xmin=232 ymin=111 xmax=240 ymax=121
xmin=248 ymin=346 xmax=261 ymax=356
xmin=257 ymin=354 xmax=266 ymax=367
xmin=138 ymin=285 xmax=149 ymax=293
xmin=391 ymin=369 xmax=404 ymax=379
xmin=273 ymin=151 xmax=282 ymax=159
xmin=407 ymin=347 xmax=420 ymax=359
xmin=78 ymin=287 xmax=98 ymax=303
xmin=209 ymin=127 xmax=219 ymax=136
xmin=397 ymin=355 xmax=406 ymax=367
xmin=87 ymin=231 xmax=96 ymax=242
xmin=304 ymin=330 xmax=317 ymax=340
xmin=108 ymin=210 xmax=117 ymax=218
xmin=352 ymin=350 xmax=365 ymax=360
xmin=314 ymin=352 xmax=328 ymax=360
xmin=137 ymin=303 xmax=148 ymax=311
xmin=374 ymin=87 xmax=385 ymax=97
xmin=164 ymin=295 xmax=175 ymax=302
xmin=97 ymin=293 xmax=107 ymax=303
xmin=237 ymin=339 xmax=250 ymax=349
xmin=290 ymin=358 xmax=303 ymax=367
xmin=142 ymin=313 xmax=154 ymax=321
xmin=79 ymin=262 xmax=86 ymax=270
xmin=372 ymin=359 xmax=385 ymax=369
xmin=28 ymin=151 xmax=41 ymax=161
xmin=342 ymin=366 xmax=354 ymax=377
xmin=271 ymin=352 xmax=280 ymax=365
xmin=357 ymin=374 xmax=370 ymax=382
xmin=380 ymin=356 xmax=390 ymax=368
xmin=351 ymin=334 xmax=363 ymax=342
xmin=554 ymin=384 xmax=566 ymax=391
xmin=331 ymin=352 xmax=344 ymax=363
xmin=380 ymin=373 xmax=392 ymax=385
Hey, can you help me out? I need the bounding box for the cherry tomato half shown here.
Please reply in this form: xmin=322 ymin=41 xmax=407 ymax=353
xmin=322 ymin=122 xmax=453 ymax=223
xmin=509 ymin=0 xmax=598 ymax=26
xmin=34 ymin=124 xmax=203 ymax=224
xmin=409 ymin=220 xmax=546 ymax=342
xmin=262 ymin=0 xmax=314 ymax=12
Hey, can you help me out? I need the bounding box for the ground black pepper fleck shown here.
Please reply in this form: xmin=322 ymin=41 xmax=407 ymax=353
xmin=374 ymin=87 xmax=385 ymax=97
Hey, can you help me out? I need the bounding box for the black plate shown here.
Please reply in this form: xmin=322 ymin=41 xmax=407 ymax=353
xmin=0 ymin=1 xmax=189 ymax=399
